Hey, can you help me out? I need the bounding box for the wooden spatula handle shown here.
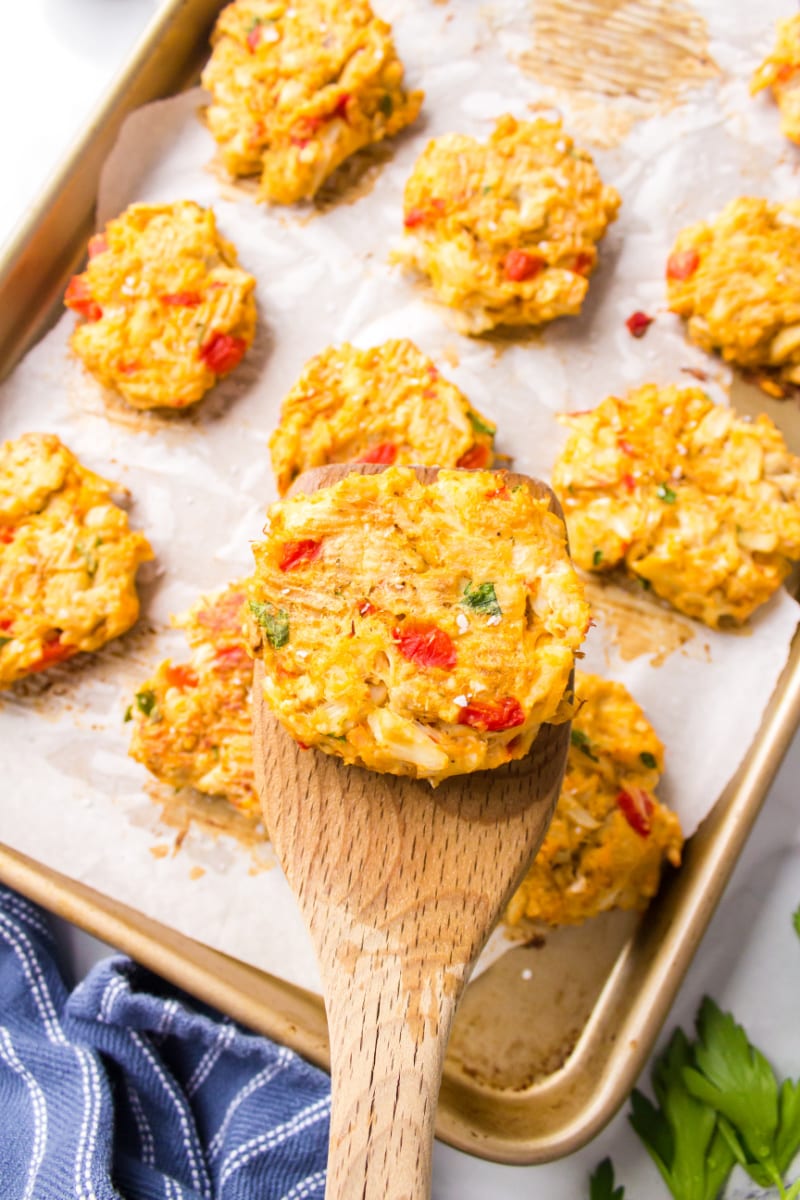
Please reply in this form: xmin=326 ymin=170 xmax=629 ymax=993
xmin=322 ymin=941 xmax=465 ymax=1200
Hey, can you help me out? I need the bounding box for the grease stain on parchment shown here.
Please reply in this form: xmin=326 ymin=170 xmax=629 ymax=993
xmin=583 ymin=576 xmax=704 ymax=667
xmin=67 ymin=364 xmax=249 ymax=436
xmin=518 ymin=0 xmax=719 ymax=145
xmin=208 ymin=138 xmax=395 ymax=220
xmin=312 ymin=140 xmax=396 ymax=213
xmin=138 ymin=779 xmax=275 ymax=876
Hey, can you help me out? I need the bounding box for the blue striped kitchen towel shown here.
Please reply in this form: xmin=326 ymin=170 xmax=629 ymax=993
xmin=0 ymin=883 xmax=330 ymax=1199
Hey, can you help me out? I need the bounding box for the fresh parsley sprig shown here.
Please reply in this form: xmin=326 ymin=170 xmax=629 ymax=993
xmin=629 ymin=1026 xmax=735 ymax=1200
xmin=590 ymin=988 xmax=800 ymax=1200
xmin=589 ymin=910 xmax=800 ymax=1199
xmin=683 ymin=998 xmax=800 ymax=1197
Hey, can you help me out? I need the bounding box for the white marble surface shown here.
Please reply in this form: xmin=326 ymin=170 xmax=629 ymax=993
xmin=2 ymin=3 xmax=799 ymax=1196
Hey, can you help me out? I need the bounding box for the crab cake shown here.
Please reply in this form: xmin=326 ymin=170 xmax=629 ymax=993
xmin=665 ymin=197 xmax=800 ymax=397
xmin=65 ymin=201 xmax=256 ymax=410
xmin=506 ymin=672 xmax=683 ymax=927
xmin=0 ymin=433 xmax=153 ymax=688
xmin=552 ymin=383 xmax=800 ymax=628
xmin=396 ymin=115 xmax=621 ymax=335
xmin=247 ymin=466 xmax=589 ymax=784
xmin=128 ymin=583 xmax=257 ymax=814
xmin=201 ymin=0 xmax=423 ymax=205
xmin=269 ymin=340 xmax=497 ymax=495
xmin=751 ymin=16 xmax=800 ymax=144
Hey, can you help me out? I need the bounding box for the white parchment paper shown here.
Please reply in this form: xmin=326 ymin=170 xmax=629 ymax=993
xmin=1 ymin=0 xmax=798 ymax=992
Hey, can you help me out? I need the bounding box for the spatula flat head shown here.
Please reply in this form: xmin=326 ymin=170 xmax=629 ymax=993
xmin=286 ymin=460 xmax=562 ymax=518
xmin=252 ymin=462 xmax=573 ymax=962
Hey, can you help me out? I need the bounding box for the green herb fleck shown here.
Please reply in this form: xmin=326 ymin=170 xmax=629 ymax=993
xmin=135 ymin=689 xmax=157 ymax=717
xmin=76 ymin=541 xmax=98 ymax=578
xmin=589 ymin=1158 xmax=625 ymax=1200
xmin=657 ymin=483 xmax=678 ymax=504
xmin=482 ymin=184 xmax=493 ymax=194
xmin=249 ymin=600 xmax=290 ymax=649
xmin=467 ymin=409 xmax=496 ymax=438
xmin=378 ymin=93 xmax=393 ymax=117
xmin=640 ymin=751 xmax=658 ymax=770
xmin=462 ymin=581 xmax=502 ymax=619
xmin=123 ymin=705 xmax=132 ymax=723
xmin=0 ymin=636 xmax=11 ymax=650
xmin=593 ymin=548 xmax=603 ymax=567
xmin=794 ymin=905 xmax=800 ymax=940
xmin=571 ymin=728 xmax=598 ymax=761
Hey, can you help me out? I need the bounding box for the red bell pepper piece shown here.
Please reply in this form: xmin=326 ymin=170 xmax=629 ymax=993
xmin=165 ymin=664 xmax=199 ymax=689
xmin=199 ymin=332 xmax=248 ymax=375
xmin=617 ymin=787 xmax=654 ymax=837
xmin=357 ymin=442 xmax=397 ymax=465
xmin=504 ymin=249 xmax=544 ymax=282
xmin=279 ymin=539 xmax=321 ymax=571
xmin=392 ymin=621 xmax=456 ymax=670
xmin=458 ymin=697 xmax=525 ymax=732
xmin=65 ymin=275 xmax=102 ymax=322
xmin=666 ymin=249 xmax=700 ymax=281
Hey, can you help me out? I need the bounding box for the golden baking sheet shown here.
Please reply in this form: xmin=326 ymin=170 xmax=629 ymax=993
xmin=2 ymin=0 xmax=800 ymax=1163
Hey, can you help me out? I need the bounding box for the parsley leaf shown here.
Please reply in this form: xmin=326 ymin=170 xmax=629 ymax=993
xmin=135 ymin=689 xmax=158 ymax=718
xmin=123 ymin=705 xmax=132 ymax=723
xmin=467 ymin=409 xmax=496 ymax=438
xmin=249 ymin=600 xmax=290 ymax=648
xmin=630 ymin=1026 xmax=735 ymax=1200
xmin=657 ymin=483 xmax=678 ymax=504
xmin=682 ymin=997 xmax=800 ymax=1192
xmin=640 ymin=751 xmax=658 ymax=769
xmin=571 ymin=728 xmax=598 ymax=761
xmin=793 ymin=905 xmax=800 ymax=940
xmin=684 ymin=997 xmax=779 ymax=1165
xmin=615 ymin=939 xmax=800 ymax=1200
xmin=593 ymin=548 xmax=603 ymax=566
xmin=462 ymin=581 xmax=502 ymax=619
xmin=0 ymin=636 xmax=11 ymax=650
xmin=589 ymin=1158 xmax=624 ymax=1200
xmin=378 ymin=93 xmax=393 ymax=117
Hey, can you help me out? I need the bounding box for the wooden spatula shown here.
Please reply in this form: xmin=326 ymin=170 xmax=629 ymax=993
xmin=252 ymin=463 xmax=572 ymax=1200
